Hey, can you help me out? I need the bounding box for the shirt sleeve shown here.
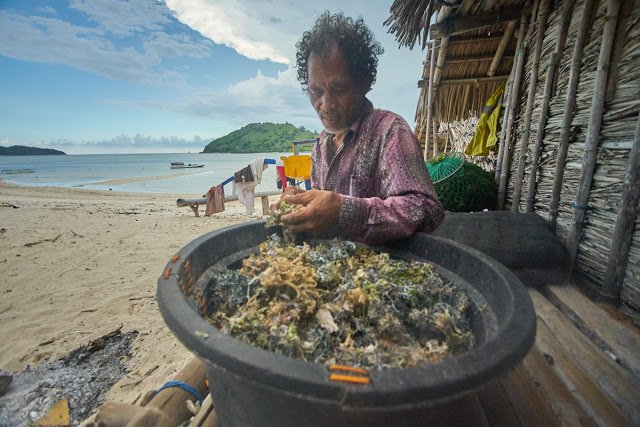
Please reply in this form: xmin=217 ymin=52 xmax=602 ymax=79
xmin=336 ymin=118 xmax=444 ymax=245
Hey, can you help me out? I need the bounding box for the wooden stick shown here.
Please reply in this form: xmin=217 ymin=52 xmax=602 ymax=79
xmin=525 ymin=0 xmax=576 ymax=212
xmin=488 ymin=20 xmax=517 ymax=77
xmin=498 ymin=11 xmax=533 ymax=210
xmin=548 ymin=0 xmax=598 ymax=230
xmin=424 ymin=41 xmax=437 ymax=162
xmin=433 ymin=36 xmax=450 ymax=87
xmin=566 ymin=0 xmax=621 ymax=267
xmin=422 ymin=75 xmax=509 ymax=87
xmin=495 ymin=20 xmax=522 ymax=183
xmin=602 ymin=111 xmax=640 ymax=300
xmin=511 ymin=0 xmax=549 ymax=212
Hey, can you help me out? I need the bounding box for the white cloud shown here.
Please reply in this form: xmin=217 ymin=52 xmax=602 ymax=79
xmin=164 ymin=0 xmax=297 ymax=64
xmin=0 ymin=6 xmax=213 ymax=85
xmin=163 ymin=0 xmax=426 ymax=123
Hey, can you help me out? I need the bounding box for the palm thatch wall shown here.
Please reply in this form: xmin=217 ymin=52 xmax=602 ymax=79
xmin=387 ymin=0 xmax=640 ymax=320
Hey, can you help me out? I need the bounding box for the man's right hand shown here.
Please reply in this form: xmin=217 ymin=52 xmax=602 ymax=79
xmin=270 ymin=185 xmax=306 ymax=213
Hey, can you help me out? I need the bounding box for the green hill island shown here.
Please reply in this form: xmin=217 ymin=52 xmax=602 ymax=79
xmin=0 ymin=145 xmax=66 ymax=155
xmin=203 ymin=122 xmax=319 ymax=153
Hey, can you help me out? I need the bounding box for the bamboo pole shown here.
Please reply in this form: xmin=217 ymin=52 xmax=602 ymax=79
xmin=566 ymin=0 xmax=621 ymax=267
xmin=602 ymin=111 xmax=640 ymax=301
xmin=433 ymin=36 xmax=450 ymax=87
xmin=495 ymin=17 xmax=524 ymax=183
xmin=424 ymin=41 xmax=437 ymax=162
xmin=511 ymin=0 xmax=549 ymax=212
xmin=497 ymin=9 xmax=534 ymax=210
xmin=525 ymin=0 xmax=576 ymax=212
xmin=488 ymin=20 xmax=517 ymax=77
xmin=548 ymin=0 xmax=597 ymax=231
xmin=433 ymin=116 xmax=438 ymax=157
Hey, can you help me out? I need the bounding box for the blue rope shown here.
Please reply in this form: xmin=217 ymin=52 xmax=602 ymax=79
xmin=157 ymin=380 xmax=204 ymax=404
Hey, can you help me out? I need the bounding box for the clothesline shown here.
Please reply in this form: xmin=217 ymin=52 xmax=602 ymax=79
xmin=219 ymin=158 xmax=277 ymax=187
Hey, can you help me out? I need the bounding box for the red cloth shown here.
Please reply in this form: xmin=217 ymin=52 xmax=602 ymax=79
xmin=276 ymin=165 xmax=288 ymax=191
xmin=205 ymin=184 xmax=225 ymax=216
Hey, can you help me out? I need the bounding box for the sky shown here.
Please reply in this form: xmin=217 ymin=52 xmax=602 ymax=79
xmin=0 ymin=0 xmax=428 ymax=154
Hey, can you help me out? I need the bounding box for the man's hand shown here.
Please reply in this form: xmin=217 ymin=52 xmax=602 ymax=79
xmin=280 ymin=189 xmax=341 ymax=236
xmin=270 ymin=185 xmax=306 ymax=213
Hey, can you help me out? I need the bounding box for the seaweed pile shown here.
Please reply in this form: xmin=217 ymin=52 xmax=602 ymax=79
xmin=203 ymin=234 xmax=476 ymax=369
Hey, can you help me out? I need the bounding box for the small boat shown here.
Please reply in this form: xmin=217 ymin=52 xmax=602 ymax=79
xmin=171 ymin=162 xmax=204 ymax=169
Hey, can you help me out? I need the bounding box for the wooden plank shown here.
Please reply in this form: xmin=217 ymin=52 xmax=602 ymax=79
xmin=522 ymin=343 xmax=596 ymax=425
xmin=476 ymin=379 xmax=522 ymax=426
xmin=530 ymin=289 xmax=640 ymax=420
xmin=544 ymin=284 xmax=640 ymax=377
xmin=500 ymin=362 xmax=561 ymax=426
xmin=535 ymin=312 xmax=630 ymax=426
xmin=431 ymin=6 xmax=525 ymax=38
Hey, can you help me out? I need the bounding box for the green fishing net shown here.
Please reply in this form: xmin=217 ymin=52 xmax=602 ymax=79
xmin=427 ymin=153 xmax=497 ymax=212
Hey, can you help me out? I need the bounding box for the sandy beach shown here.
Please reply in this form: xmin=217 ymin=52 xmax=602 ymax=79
xmin=0 ymin=180 xmax=276 ymax=420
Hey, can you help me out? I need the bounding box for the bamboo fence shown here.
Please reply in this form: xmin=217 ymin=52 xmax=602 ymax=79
xmin=389 ymin=0 xmax=640 ymax=318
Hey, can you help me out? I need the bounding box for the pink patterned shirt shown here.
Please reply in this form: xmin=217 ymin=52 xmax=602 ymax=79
xmin=311 ymin=99 xmax=444 ymax=245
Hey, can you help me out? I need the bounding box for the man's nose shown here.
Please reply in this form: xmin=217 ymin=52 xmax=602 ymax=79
xmin=321 ymin=92 xmax=337 ymax=110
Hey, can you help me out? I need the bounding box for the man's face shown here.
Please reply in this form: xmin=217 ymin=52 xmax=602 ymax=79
xmin=307 ymin=46 xmax=367 ymax=136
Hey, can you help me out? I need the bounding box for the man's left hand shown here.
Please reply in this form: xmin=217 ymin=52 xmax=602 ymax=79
xmin=281 ymin=189 xmax=341 ymax=236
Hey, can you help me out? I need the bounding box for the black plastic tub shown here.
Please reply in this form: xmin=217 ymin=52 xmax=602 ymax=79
xmin=157 ymin=221 xmax=535 ymax=426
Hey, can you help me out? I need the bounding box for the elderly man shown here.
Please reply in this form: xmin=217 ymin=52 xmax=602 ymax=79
xmin=279 ymin=12 xmax=444 ymax=245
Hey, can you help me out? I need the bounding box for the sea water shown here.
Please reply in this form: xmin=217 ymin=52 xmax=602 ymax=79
xmin=0 ymin=152 xmax=297 ymax=195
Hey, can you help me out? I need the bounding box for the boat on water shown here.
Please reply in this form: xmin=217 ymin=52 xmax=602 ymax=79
xmin=171 ymin=162 xmax=204 ymax=169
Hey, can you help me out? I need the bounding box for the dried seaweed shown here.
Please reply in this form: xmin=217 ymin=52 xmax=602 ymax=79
xmin=265 ymin=201 xmax=301 ymax=242
xmin=204 ymin=235 xmax=475 ymax=369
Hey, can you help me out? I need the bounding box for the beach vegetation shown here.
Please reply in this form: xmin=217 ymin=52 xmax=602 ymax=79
xmin=202 ymin=122 xmax=318 ymax=153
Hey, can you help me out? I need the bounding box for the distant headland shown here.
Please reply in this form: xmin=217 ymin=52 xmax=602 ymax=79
xmin=0 ymin=145 xmax=66 ymax=156
xmin=202 ymin=122 xmax=319 ymax=153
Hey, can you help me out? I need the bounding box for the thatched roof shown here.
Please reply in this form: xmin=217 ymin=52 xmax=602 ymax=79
xmin=386 ymin=1 xmax=529 ymax=124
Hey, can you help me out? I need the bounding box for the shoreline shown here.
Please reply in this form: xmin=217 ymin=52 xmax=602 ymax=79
xmin=0 ymin=180 xmax=277 ymax=418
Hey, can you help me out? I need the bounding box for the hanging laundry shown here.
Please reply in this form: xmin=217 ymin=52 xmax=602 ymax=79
xmin=234 ymin=165 xmax=254 ymax=183
xmin=465 ymin=85 xmax=505 ymax=157
xmin=205 ymin=184 xmax=225 ymax=216
xmin=232 ymin=160 xmax=269 ymax=215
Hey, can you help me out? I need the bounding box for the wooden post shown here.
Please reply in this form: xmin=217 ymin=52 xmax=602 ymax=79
xmin=602 ymin=111 xmax=640 ymax=301
xmin=566 ymin=0 xmax=621 ymax=267
xmin=548 ymin=0 xmax=597 ymax=231
xmin=433 ymin=36 xmax=450 ymax=87
xmin=497 ymin=5 xmax=535 ymax=210
xmin=525 ymin=0 xmax=576 ymax=212
xmin=511 ymin=0 xmax=549 ymax=212
xmin=261 ymin=196 xmax=270 ymax=216
xmin=128 ymin=357 xmax=208 ymax=427
xmin=488 ymin=20 xmax=517 ymax=77
xmin=424 ymin=41 xmax=437 ymax=162
xmin=495 ymin=18 xmax=522 ymax=183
